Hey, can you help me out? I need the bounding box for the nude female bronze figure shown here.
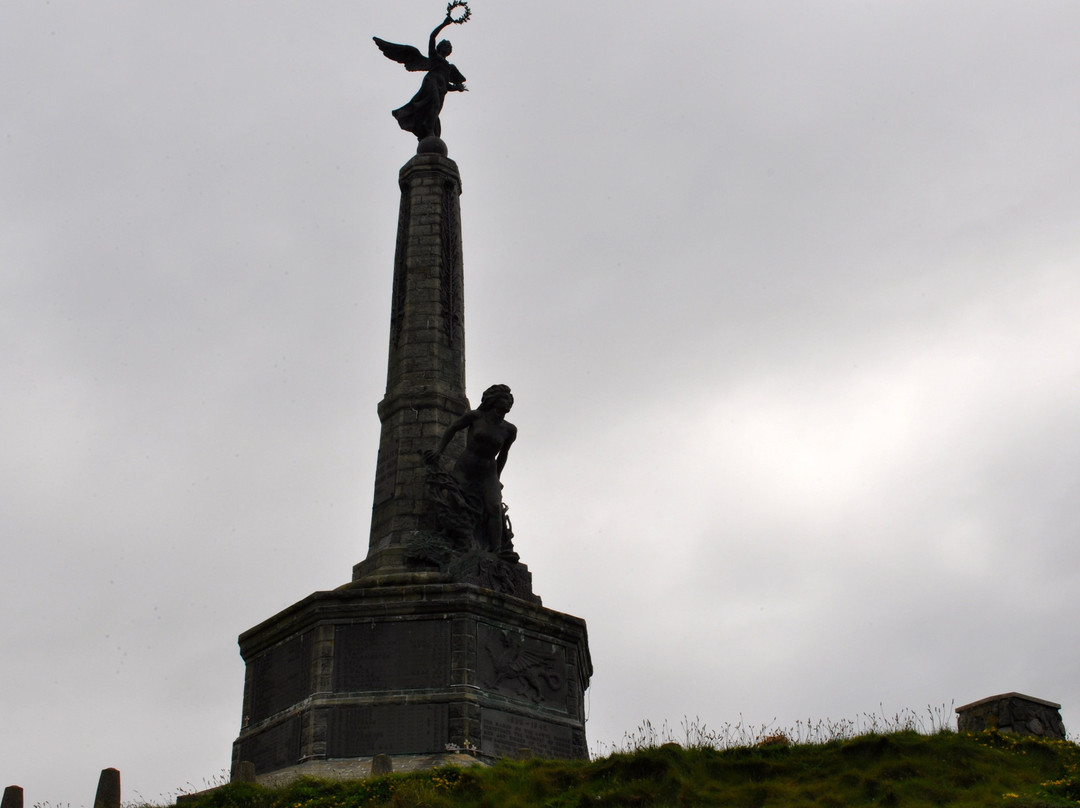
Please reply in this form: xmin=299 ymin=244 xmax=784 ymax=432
xmin=425 ymin=384 xmax=516 ymax=554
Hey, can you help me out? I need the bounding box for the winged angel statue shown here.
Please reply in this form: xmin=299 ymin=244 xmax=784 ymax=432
xmin=373 ymin=3 xmax=470 ymax=141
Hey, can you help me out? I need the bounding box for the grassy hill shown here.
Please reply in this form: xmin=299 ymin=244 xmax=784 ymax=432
xmin=174 ymin=730 xmax=1080 ymax=808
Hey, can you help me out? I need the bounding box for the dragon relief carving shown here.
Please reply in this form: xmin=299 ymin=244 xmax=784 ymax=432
xmin=484 ymin=632 xmax=563 ymax=703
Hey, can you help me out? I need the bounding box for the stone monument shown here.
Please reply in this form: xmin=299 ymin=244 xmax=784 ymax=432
xmin=230 ymin=6 xmax=592 ymax=782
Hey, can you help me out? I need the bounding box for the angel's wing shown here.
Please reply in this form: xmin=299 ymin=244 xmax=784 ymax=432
xmin=372 ymin=37 xmax=431 ymax=72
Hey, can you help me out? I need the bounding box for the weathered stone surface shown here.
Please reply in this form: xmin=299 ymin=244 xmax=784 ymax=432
xmin=93 ymin=768 xmax=120 ymax=808
xmin=956 ymin=692 xmax=1066 ymax=739
xmin=251 ymin=752 xmax=483 ymax=788
xmin=371 ymin=754 xmax=393 ymax=776
xmin=480 ymin=708 xmax=576 ymax=759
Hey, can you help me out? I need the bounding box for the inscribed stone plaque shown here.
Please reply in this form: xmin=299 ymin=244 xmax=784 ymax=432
xmin=250 ymin=633 xmax=312 ymax=721
xmin=373 ymin=441 xmax=398 ymax=505
xmin=327 ymin=703 xmax=448 ymax=756
xmin=333 ymin=621 xmax=450 ymax=692
xmin=480 ymin=708 xmax=575 ymax=759
xmin=477 ymin=623 xmax=567 ymax=710
xmin=236 ymin=715 xmax=301 ymax=774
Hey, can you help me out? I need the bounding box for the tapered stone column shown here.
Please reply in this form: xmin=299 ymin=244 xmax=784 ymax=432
xmin=355 ymin=151 xmax=469 ymax=580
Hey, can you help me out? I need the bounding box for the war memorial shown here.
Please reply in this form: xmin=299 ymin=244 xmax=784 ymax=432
xmin=230 ymin=4 xmax=592 ymax=782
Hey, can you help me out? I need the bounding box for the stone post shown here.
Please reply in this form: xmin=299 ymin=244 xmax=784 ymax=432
xmin=1 ymin=786 xmax=23 ymax=808
xmin=371 ymin=753 xmax=393 ymax=775
xmin=93 ymin=768 xmax=120 ymax=808
xmin=356 ymin=151 xmax=468 ymax=579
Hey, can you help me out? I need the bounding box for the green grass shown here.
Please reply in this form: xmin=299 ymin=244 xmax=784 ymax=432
xmin=172 ymin=731 xmax=1080 ymax=808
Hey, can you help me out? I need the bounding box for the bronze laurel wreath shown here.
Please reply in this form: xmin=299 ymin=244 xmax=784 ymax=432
xmin=447 ymin=1 xmax=471 ymax=24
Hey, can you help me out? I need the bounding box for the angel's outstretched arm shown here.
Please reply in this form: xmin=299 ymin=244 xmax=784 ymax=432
xmin=428 ymin=15 xmax=454 ymax=57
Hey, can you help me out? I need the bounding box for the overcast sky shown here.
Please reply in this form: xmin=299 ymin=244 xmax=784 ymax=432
xmin=3 ymin=1 xmax=1080 ymax=803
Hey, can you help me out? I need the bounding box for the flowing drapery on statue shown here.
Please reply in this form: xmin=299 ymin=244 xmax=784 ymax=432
xmin=373 ymin=4 xmax=470 ymax=141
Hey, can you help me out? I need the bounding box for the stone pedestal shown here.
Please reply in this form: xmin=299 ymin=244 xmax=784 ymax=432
xmin=232 ymin=576 xmax=590 ymax=778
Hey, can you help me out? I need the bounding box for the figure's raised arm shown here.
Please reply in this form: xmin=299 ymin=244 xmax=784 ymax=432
xmin=428 ymin=16 xmax=454 ymax=57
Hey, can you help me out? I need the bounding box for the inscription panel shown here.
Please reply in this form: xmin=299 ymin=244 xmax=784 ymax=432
xmin=327 ymin=704 xmax=448 ymax=756
xmin=440 ymin=183 xmax=463 ymax=348
xmin=390 ymin=192 xmax=410 ymax=347
xmin=480 ymin=708 xmax=575 ymax=759
xmin=333 ymin=621 xmax=450 ymax=692
xmin=250 ymin=632 xmax=312 ymax=722
xmin=236 ymin=716 xmax=301 ymax=774
xmin=372 ymin=440 xmax=398 ymax=506
xmin=477 ymin=623 xmax=567 ymax=710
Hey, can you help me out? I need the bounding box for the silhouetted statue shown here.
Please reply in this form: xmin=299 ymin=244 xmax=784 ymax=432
xmin=373 ymin=5 xmax=470 ymax=141
xmin=425 ymin=384 xmax=516 ymax=554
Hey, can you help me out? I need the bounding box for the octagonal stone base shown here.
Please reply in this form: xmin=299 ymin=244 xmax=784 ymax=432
xmin=231 ymin=574 xmax=591 ymax=780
